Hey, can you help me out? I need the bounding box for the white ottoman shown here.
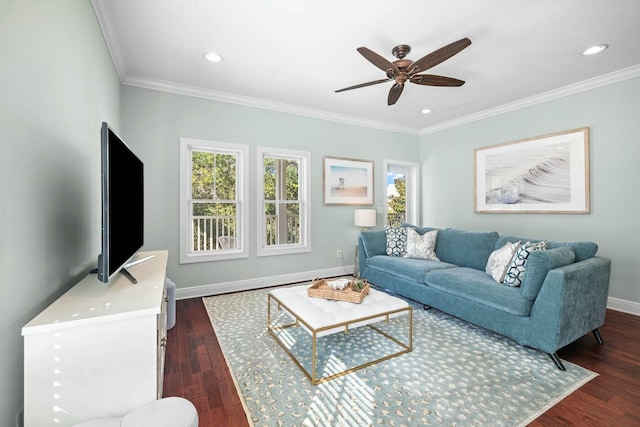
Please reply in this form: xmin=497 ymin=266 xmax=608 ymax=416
xmin=73 ymin=397 xmax=198 ymax=427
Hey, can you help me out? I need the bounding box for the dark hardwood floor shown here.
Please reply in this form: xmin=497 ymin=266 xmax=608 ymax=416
xmin=163 ymin=298 xmax=640 ymax=426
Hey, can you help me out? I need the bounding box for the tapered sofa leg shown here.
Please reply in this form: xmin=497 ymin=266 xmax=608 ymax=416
xmin=549 ymin=353 xmax=566 ymax=371
xmin=592 ymin=328 xmax=604 ymax=345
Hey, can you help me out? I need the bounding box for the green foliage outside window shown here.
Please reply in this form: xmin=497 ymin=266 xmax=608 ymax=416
xmin=191 ymin=151 xmax=237 ymax=216
xmin=387 ymin=176 xmax=406 ymax=226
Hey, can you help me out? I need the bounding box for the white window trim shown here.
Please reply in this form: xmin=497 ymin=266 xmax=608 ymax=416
xmin=256 ymin=146 xmax=311 ymax=257
xmin=179 ymin=138 xmax=249 ymax=263
xmin=383 ymin=159 xmax=420 ymax=226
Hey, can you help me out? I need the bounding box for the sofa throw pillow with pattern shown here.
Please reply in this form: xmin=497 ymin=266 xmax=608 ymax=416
xmin=503 ymin=241 xmax=547 ymax=287
xmin=485 ymin=241 xmax=521 ymax=283
xmin=404 ymin=228 xmax=439 ymax=261
xmin=385 ymin=225 xmax=407 ymax=256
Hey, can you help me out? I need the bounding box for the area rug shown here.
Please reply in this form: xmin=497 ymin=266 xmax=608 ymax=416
xmin=203 ymin=282 xmax=597 ymax=427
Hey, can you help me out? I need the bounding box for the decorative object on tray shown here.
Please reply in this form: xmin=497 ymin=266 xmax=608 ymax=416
xmin=308 ymin=278 xmax=370 ymax=303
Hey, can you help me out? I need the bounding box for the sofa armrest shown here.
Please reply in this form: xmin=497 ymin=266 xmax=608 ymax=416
xmin=530 ymin=256 xmax=611 ymax=352
xmin=359 ymin=230 xmax=387 ymax=258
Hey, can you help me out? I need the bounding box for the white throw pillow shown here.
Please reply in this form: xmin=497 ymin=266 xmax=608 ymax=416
xmin=404 ymin=228 xmax=439 ymax=261
xmin=486 ymin=241 xmax=521 ymax=283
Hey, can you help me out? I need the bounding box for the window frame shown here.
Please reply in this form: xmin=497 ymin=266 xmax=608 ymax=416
xmin=179 ymin=138 xmax=249 ymax=263
xmin=256 ymin=146 xmax=311 ymax=257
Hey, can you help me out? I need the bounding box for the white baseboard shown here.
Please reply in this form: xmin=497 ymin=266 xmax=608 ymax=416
xmin=175 ymin=265 xmax=353 ymax=300
xmin=176 ymin=269 xmax=640 ymax=318
xmin=607 ymin=296 xmax=640 ymax=316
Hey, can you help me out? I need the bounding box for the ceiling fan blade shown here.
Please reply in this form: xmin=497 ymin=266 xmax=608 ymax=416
xmin=409 ymin=74 xmax=465 ymax=87
xmin=387 ymin=83 xmax=404 ymax=105
xmin=335 ymin=78 xmax=391 ymax=93
xmin=357 ymin=47 xmax=400 ymax=75
xmin=409 ymin=38 xmax=471 ymax=76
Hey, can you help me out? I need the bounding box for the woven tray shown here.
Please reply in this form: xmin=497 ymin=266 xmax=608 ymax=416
xmin=308 ymin=278 xmax=370 ymax=304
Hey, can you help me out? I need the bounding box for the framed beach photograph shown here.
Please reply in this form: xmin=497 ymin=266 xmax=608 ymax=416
xmin=474 ymin=127 xmax=590 ymax=213
xmin=323 ymin=156 xmax=374 ymax=205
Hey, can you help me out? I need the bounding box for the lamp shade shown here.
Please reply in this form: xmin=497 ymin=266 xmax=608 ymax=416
xmin=354 ymin=209 xmax=377 ymax=228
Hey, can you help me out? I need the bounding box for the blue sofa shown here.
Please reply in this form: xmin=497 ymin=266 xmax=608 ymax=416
xmin=357 ymin=226 xmax=612 ymax=370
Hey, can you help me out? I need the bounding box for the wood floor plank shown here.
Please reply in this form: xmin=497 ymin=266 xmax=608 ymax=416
xmin=163 ymin=298 xmax=640 ymax=426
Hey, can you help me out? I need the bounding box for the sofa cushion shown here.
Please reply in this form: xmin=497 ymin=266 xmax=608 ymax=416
xmin=504 ymin=241 xmax=548 ymax=287
xmin=435 ymin=228 xmax=499 ymax=271
xmin=521 ymin=246 xmax=576 ymax=301
xmin=425 ymin=267 xmax=534 ymax=316
xmin=495 ymin=235 xmax=597 ymax=262
xmin=404 ymin=228 xmax=439 ymax=260
xmin=366 ymin=255 xmax=454 ymax=283
xmin=385 ymin=225 xmax=407 ymax=256
xmin=546 ymin=241 xmax=597 ymax=262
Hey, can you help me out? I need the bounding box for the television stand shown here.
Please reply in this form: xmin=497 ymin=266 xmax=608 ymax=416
xmin=121 ymin=268 xmax=137 ymax=284
xmin=22 ymin=250 xmax=169 ymax=426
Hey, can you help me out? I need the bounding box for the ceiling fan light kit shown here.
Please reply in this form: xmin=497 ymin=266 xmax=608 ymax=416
xmin=335 ymin=37 xmax=472 ymax=106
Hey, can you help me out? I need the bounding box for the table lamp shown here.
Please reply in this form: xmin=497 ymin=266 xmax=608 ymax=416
xmin=354 ymin=208 xmax=377 ymax=230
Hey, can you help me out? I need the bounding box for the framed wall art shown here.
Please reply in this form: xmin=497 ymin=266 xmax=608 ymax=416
xmin=474 ymin=127 xmax=590 ymax=213
xmin=323 ymin=156 xmax=374 ymax=206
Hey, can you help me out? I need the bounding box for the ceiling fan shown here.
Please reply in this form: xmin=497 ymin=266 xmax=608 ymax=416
xmin=335 ymin=37 xmax=471 ymax=106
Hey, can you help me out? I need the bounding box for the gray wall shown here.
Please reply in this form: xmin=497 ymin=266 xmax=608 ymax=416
xmin=0 ymin=1 xmax=120 ymax=425
xmin=120 ymin=85 xmax=419 ymax=290
xmin=420 ymin=76 xmax=640 ymax=306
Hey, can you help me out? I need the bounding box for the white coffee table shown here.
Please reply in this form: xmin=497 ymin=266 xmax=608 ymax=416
xmin=268 ymin=284 xmax=412 ymax=385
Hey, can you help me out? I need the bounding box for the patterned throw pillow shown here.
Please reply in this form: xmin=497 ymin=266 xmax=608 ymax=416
xmin=503 ymin=241 xmax=547 ymax=287
xmin=485 ymin=241 xmax=521 ymax=283
xmin=385 ymin=225 xmax=407 ymax=257
xmin=404 ymin=228 xmax=439 ymax=260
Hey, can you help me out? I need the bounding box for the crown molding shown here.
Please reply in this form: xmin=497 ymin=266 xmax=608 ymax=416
xmin=419 ymin=64 xmax=640 ymax=136
xmin=91 ymin=0 xmax=127 ymax=81
xmin=122 ymin=76 xmax=420 ymax=135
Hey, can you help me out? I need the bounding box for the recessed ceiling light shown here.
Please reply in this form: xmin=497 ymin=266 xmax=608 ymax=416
xmin=421 ymin=108 xmax=433 ymax=114
xmin=204 ymin=51 xmax=223 ymax=63
xmin=582 ymin=44 xmax=609 ymax=56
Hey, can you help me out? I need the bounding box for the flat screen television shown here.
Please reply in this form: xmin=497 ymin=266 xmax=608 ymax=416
xmin=97 ymin=122 xmax=144 ymax=283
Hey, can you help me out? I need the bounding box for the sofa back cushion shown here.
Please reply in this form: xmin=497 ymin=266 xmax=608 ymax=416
xmin=520 ymin=246 xmax=576 ymax=301
xmin=435 ymin=228 xmax=499 ymax=271
xmin=359 ymin=230 xmax=387 ymax=257
xmin=495 ymin=235 xmax=597 ymax=262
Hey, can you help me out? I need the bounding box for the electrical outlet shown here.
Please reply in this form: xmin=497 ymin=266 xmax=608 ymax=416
xmin=336 ymin=249 xmax=342 ymax=258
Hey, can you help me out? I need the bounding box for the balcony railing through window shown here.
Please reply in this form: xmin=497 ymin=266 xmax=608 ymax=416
xmin=192 ymin=215 xmax=236 ymax=251
xmin=192 ymin=214 xmax=302 ymax=251
xmin=386 ymin=212 xmax=406 ymax=227
xmin=265 ymin=214 xmax=300 ymax=246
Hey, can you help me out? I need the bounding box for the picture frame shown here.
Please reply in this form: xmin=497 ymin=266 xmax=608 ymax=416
xmin=323 ymin=156 xmax=374 ymax=206
xmin=474 ymin=127 xmax=590 ymax=213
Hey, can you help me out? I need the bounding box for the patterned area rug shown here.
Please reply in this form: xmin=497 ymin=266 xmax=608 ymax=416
xmin=203 ymin=283 xmax=596 ymax=427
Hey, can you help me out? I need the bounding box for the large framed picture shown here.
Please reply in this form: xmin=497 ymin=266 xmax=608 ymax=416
xmin=323 ymin=156 xmax=374 ymax=205
xmin=474 ymin=127 xmax=590 ymax=213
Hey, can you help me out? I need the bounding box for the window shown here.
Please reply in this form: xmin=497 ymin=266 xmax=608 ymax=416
xmin=257 ymin=147 xmax=311 ymax=256
xmin=180 ymin=138 xmax=249 ymax=263
xmin=384 ymin=160 xmax=420 ymax=226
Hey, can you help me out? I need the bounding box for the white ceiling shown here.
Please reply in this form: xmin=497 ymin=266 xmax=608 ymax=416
xmin=92 ymin=0 xmax=640 ymax=135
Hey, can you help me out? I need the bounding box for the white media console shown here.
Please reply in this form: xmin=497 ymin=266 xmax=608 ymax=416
xmin=22 ymin=250 xmax=169 ymax=426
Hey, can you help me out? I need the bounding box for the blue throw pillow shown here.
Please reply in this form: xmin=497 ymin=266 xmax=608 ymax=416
xmin=504 ymin=241 xmax=547 ymax=287
xmin=385 ymin=225 xmax=407 ymax=257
